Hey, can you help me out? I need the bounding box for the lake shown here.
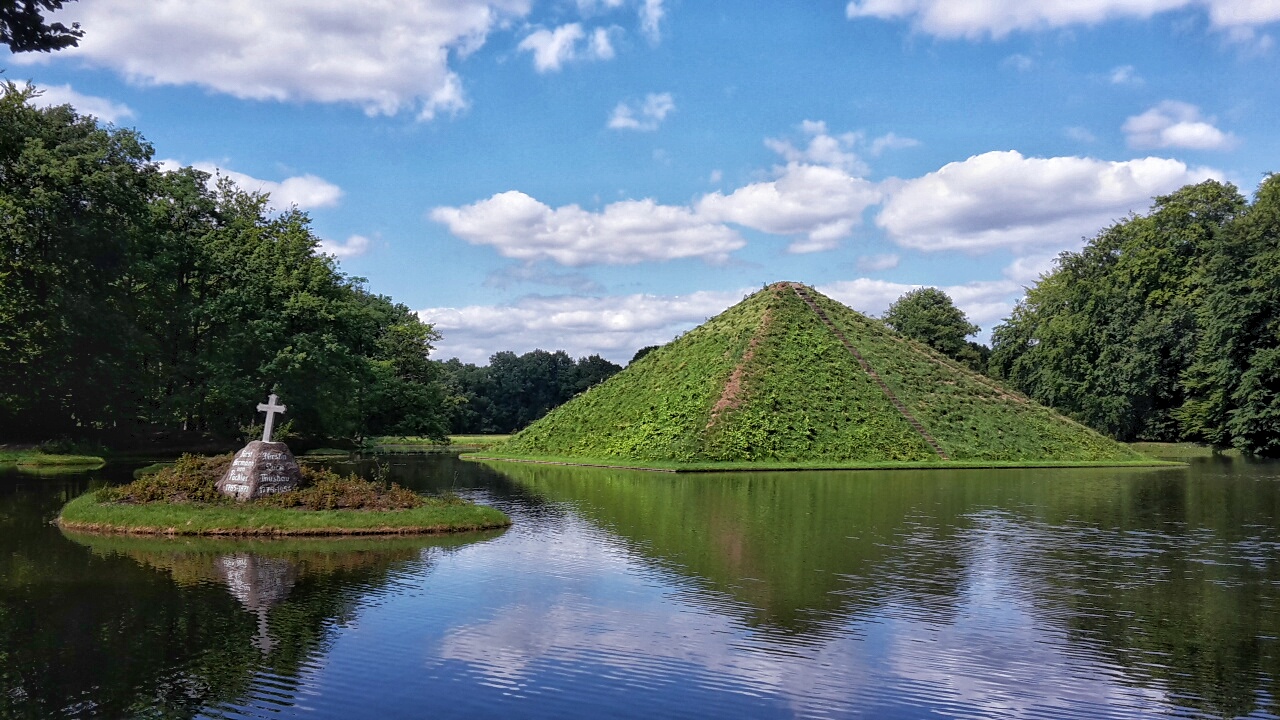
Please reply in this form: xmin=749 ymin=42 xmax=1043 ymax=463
xmin=2 ymin=454 xmax=1279 ymax=718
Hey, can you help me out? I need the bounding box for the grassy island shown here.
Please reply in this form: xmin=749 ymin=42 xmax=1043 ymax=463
xmin=59 ymin=454 xmax=510 ymax=536
xmin=476 ymin=283 xmax=1177 ymax=472
xmin=0 ymin=448 xmax=106 ymax=467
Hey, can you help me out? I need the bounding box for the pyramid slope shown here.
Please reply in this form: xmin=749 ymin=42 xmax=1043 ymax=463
xmin=493 ymin=283 xmax=1144 ymax=466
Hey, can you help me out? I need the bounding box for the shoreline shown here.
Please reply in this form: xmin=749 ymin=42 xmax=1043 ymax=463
xmin=465 ymin=453 xmax=1187 ymax=473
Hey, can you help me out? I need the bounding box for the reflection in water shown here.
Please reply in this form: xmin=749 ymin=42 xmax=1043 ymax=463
xmin=3 ymin=455 xmax=1280 ymax=718
xmin=216 ymin=554 xmax=297 ymax=653
xmin=481 ymin=459 xmax=1280 ymax=718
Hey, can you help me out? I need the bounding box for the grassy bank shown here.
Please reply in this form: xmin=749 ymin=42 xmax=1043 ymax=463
xmin=1127 ymin=442 xmax=1243 ymax=459
xmin=0 ymin=448 xmax=105 ymax=466
xmin=469 ymin=453 xmax=1184 ymax=473
xmin=58 ymin=493 xmax=511 ymax=536
xmin=368 ymin=435 xmax=512 ymax=453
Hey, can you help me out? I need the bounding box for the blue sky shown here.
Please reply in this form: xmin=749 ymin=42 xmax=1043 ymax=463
xmin=7 ymin=0 xmax=1279 ymax=363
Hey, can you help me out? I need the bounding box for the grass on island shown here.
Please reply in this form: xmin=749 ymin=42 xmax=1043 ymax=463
xmin=1126 ymin=442 xmax=1243 ymax=459
xmin=0 ymin=448 xmax=106 ymax=467
xmin=489 ymin=283 xmax=1152 ymax=468
xmin=368 ymin=435 xmax=512 ymax=453
xmin=468 ymin=453 xmax=1184 ymax=473
xmin=59 ymin=453 xmax=510 ymax=536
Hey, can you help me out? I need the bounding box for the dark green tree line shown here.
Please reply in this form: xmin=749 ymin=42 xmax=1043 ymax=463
xmin=990 ymin=177 xmax=1280 ymax=456
xmin=438 ymin=350 xmax=621 ymax=434
xmin=0 ymin=82 xmax=446 ymax=444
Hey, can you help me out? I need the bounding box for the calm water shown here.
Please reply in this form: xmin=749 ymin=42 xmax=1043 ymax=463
xmin=2 ymin=455 xmax=1280 ymax=719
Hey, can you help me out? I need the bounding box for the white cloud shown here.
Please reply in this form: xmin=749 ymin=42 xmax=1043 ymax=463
xmin=1065 ymin=126 xmax=1097 ymax=143
xmin=589 ymin=27 xmax=616 ymax=59
xmin=316 ymin=234 xmax=371 ymax=259
xmin=420 ymin=288 xmax=743 ymax=363
xmin=765 ymin=120 xmax=867 ymax=174
xmin=608 ymin=92 xmax=675 ymax=131
xmin=18 ymin=82 xmax=134 ymax=123
xmin=430 ymin=191 xmax=744 ymax=266
xmin=845 ymin=0 xmax=1280 ymax=38
xmin=857 ymin=253 xmax=901 ymax=272
xmin=876 ymin=150 xmax=1221 ymax=252
xmin=640 ymin=0 xmax=665 ymax=41
xmin=698 ymin=163 xmax=882 ymax=253
xmin=1003 ymin=253 xmax=1059 ymax=284
xmin=437 ymin=121 xmax=897 ymax=261
xmin=158 ymin=159 xmax=344 ymax=211
xmin=519 ymin=23 xmax=585 ymax=72
xmin=709 ymin=169 xmax=723 ymax=184
xmin=869 ymin=132 xmax=920 ymax=156
xmin=518 ymin=22 xmax=616 ymax=72
xmin=1002 ymin=53 xmax=1035 ymax=71
xmin=1220 ymin=24 xmax=1275 ymax=54
xmin=577 ymin=0 xmax=625 ymax=11
xmin=1122 ymin=101 xmax=1236 ymax=150
xmin=1109 ymin=64 xmax=1143 ymax=85
xmin=14 ymin=0 xmax=532 ymax=118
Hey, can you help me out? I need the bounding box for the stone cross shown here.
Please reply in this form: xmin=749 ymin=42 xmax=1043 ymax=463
xmin=257 ymin=393 xmax=287 ymax=443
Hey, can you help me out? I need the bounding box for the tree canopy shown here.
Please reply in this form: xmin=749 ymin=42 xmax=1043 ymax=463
xmin=990 ymin=177 xmax=1280 ymax=456
xmin=882 ymin=287 xmax=981 ymax=362
xmin=439 ymin=350 xmax=622 ymax=434
xmin=0 ymin=82 xmax=446 ymax=445
xmin=1 ymin=0 xmax=81 ymax=53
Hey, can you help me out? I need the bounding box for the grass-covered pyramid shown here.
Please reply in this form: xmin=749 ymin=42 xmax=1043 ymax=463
xmin=483 ymin=282 xmax=1148 ymax=469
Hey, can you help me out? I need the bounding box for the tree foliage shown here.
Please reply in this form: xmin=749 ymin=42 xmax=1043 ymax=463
xmin=882 ymin=287 xmax=981 ymax=362
xmin=990 ymin=177 xmax=1280 ymax=456
xmin=439 ymin=350 xmax=622 ymax=434
xmin=1 ymin=0 xmax=81 ymax=53
xmin=0 ymin=82 xmax=446 ymax=445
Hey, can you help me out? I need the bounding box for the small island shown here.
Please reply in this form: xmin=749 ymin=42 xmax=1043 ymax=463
xmin=59 ymin=453 xmax=510 ymax=536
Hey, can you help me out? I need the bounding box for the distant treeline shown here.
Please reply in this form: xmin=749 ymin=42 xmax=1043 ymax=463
xmin=0 ymin=82 xmax=445 ymax=445
xmin=438 ymin=351 xmax=622 ymax=434
xmin=990 ymin=177 xmax=1280 ymax=457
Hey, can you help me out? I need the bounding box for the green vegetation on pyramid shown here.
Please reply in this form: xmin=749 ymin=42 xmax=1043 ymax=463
xmin=490 ymin=283 xmax=1147 ymax=467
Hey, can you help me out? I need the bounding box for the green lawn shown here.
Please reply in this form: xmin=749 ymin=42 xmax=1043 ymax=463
xmin=58 ymin=493 xmax=511 ymax=536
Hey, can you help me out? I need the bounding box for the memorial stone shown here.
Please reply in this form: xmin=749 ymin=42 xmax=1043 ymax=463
xmin=217 ymin=393 xmax=302 ymax=500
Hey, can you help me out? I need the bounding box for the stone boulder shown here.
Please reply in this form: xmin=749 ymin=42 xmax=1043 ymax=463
xmin=217 ymin=440 xmax=302 ymax=501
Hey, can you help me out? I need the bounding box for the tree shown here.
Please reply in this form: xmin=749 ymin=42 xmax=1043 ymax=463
xmin=631 ymin=345 xmax=659 ymax=364
xmin=0 ymin=83 xmax=449 ymax=445
xmin=437 ymin=350 xmax=621 ymax=434
xmin=989 ymin=179 xmax=1249 ymax=444
xmin=1180 ymin=174 xmax=1280 ymax=456
xmin=1 ymin=0 xmax=81 ymax=53
xmin=883 ymin=288 xmax=980 ymax=360
xmin=0 ymin=81 xmax=155 ymax=436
